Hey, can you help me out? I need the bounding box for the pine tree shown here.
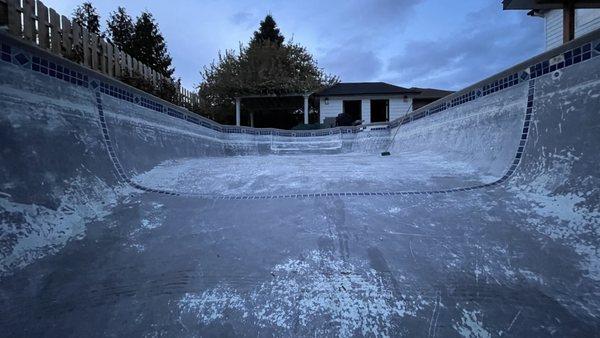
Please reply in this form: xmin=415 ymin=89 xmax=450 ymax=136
xmin=200 ymin=14 xmax=338 ymax=124
xmin=72 ymin=2 xmax=101 ymax=35
xmin=130 ymin=12 xmax=174 ymax=77
xmin=250 ymin=14 xmax=284 ymax=47
xmin=106 ymin=7 xmax=134 ymax=54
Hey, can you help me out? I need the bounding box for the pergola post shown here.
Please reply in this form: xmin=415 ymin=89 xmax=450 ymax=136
xmin=563 ymin=1 xmax=575 ymax=43
xmin=303 ymin=94 xmax=309 ymax=125
xmin=235 ymin=97 xmax=241 ymax=126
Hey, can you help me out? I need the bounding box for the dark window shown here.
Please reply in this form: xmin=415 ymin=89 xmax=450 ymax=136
xmin=370 ymin=99 xmax=389 ymax=122
xmin=343 ymin=100 xmax=362 ymax=122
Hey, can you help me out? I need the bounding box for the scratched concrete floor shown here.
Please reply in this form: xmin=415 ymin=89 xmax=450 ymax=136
xmin=131 ymin=150 xmax=499 ymax=196
xmin=1 ymin=182 xmax=599 ymax=337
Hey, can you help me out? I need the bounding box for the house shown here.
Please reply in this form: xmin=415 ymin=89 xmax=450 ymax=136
xmin=534 ymin=8 xmax=600 ymax=50
xmin=503 ymin=1 xmax=600 ymax=50
xmin=315 ymin=82 xmax=452 ymax=126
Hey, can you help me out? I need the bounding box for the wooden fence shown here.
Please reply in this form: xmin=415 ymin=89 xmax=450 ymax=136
xmin=0 ymin=0 xmax=200 ymax=108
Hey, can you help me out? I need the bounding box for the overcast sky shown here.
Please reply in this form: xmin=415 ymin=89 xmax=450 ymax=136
xmin=43 ymin=0 xmax=544 ymax=91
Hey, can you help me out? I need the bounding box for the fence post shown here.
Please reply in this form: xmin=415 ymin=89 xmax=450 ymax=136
xmin=5 ymin=0 xmax=20 ymax=36
xmin=49 ymin=8 xmax=60 ymax=53
xmin=36 ymin=1 xmax=50 ymax=49
xmin=96 ymin=36 xmax=104 ymax=73
xmin=126 ymin=54 xmax=132 ymax=76
xmin=60 ymin=15 xmax=71 ymax=56
xmin=81 ymin=27 xmax=90 ymax=66
xmin=22 ymin=0 xmax=35 ymax=42
xmin=106 ymin=41 xmax=113 ymax=77
xmin=114 ymin=47 xmax=122 ymax=77
xmin=89 ymin=31 xmax=98 ymax=69
xmin=0 ymin=0 xmax=7 ymax=28
xmin=132 ymin=57 xmax=138 ymax=76
xmin=71 ymin=20 xmax=81 ymax=62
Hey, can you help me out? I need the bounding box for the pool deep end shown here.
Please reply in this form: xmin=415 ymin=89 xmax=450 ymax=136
xmin=1 ymin=31 xmax=600 ymax=336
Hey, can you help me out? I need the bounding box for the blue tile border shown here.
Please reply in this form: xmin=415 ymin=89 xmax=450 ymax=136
xmin=94 ymin=91 xmax=180 ymax=196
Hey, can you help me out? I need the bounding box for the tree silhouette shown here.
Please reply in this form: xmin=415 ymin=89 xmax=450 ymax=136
xmin=250 ymin=14 xmax=284 ymax=47
xmin=106 ymin=7 xmax=134 ymax=54
xmin=72 ymin=2 xmax=101 ymax=35
xmin=130 ymin=12 xmax=174 ymax=77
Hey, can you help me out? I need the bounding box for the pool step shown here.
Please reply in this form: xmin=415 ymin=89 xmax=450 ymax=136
xmin=270 ymin=139 xmax=343 ymax=154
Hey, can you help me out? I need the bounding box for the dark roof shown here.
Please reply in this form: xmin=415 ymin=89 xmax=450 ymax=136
xmin=409 ymin=87 xmax=454 ymax=100
xmin=315 ymin=82 xmax=419 ymax=97
xmin=315 ymin=82 xmax=452 ymax=99
xmin=503 ymin=0 xmax=599 ymax=10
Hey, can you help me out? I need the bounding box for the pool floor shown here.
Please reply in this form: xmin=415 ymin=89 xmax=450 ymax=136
xmin=2 ymin=163 xmax=599 ymax=336
xmin=132 ymin=151 xmax=499 ymax=196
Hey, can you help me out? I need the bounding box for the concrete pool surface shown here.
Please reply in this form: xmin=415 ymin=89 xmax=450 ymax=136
xmin=132 ymin=151 xmax=499 ymax=196
xmin=1 ymin=31 xmax=600 ymax=336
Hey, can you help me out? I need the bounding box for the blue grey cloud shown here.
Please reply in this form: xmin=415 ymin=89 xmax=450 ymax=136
xmin=385 ymin=3 xmax=544 ymax=90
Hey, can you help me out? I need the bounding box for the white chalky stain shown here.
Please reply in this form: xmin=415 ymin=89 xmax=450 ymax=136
xmin=453 ymin=309 xmax=491 ymax=338
xmin=179 ymin=250 xmax=423 ymax=337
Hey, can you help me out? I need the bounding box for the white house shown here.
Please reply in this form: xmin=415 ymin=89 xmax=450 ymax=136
xmin=315 ymin=82 xmax=451 ymax=126
xmin=503 ymin=1 xmax=600 ymax=50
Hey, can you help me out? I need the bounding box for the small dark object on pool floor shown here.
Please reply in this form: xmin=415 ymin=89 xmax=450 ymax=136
xmin=381 ymin=151 xmax=391 ymax=156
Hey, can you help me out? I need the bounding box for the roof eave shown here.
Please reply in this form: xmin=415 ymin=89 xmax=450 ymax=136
xmin=315 ymin=91 xmax=421 ymax=97
xmin=503 ymin=0 xmax=600 ymax=10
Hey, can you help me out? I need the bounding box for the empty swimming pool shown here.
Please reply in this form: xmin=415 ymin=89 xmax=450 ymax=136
xmin=1 ymin=31 xmax=599 ymax=336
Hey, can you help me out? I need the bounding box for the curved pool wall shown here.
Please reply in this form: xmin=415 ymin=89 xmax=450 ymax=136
xmin=1 ymin=29 xmax=600 ymax=336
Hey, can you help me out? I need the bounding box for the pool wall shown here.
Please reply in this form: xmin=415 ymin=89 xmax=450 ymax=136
xmin=1 ymin=30 xmax=599 ymax=273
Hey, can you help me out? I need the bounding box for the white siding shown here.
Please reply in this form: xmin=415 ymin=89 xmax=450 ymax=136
xmin=361 ymin=99 xmax=371 ymax=124
xmin=319 ymin=97 xmax=343 ymax=123
xmin=320 ymin=95 xmax=413 ymax=124
xmin=576 ymin=9 xmax=600 ymax=36
xmin=545 ymin=10 xmax=563 ymax=50
xmin=389 ymin=98 xmax=412 ymax=121
xmin=544 ymin=9 xmax=600 ymax=51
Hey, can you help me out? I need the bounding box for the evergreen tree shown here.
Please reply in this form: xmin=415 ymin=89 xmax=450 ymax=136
xmin=130 ymin=12 xmax=174 ymax=77
xmin=250 ymin=14 xmax=284 ymax=47
xmin=200 ymin=14 xmax=338 ymax=124
xmin=106 ymin=7 xmax=134 ymax=54
xmin=72 ymin=2 xmax=101 ymax=35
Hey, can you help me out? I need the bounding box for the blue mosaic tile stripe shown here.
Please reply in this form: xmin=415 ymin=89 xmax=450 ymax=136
xmin=167 ymin=107 xmax=184 ymax=119
xmin=450 ymin=89 xmax=477 ymax=107
xmin=185 ymin=114 xmax=200 ymax=124
xmin=99 ymin=82 xmax=134 ymax=102
xmin=140 ymin=97 xmax=163 ymax=112
xmin=30 ymin=55 xmax=89 ymax=87
xmin=529 ymin=42 xmax=592 ymax=78
xmin=482 ymin=72 xmax=519 ymax=96
xmin=94 ymin=91 xmax=179 ymax=196
xmin=0 ymin=42 xmax=11 ymax=63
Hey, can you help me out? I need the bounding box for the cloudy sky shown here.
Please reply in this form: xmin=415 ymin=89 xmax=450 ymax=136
xmin=43 ymin=0 xmax=544 ymax=91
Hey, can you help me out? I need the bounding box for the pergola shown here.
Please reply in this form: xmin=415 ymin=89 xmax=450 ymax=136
xmin=503 ymin=0 xmax=600 ymax=43
xmin=234 ymin=93 xmax=312 ymax=127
